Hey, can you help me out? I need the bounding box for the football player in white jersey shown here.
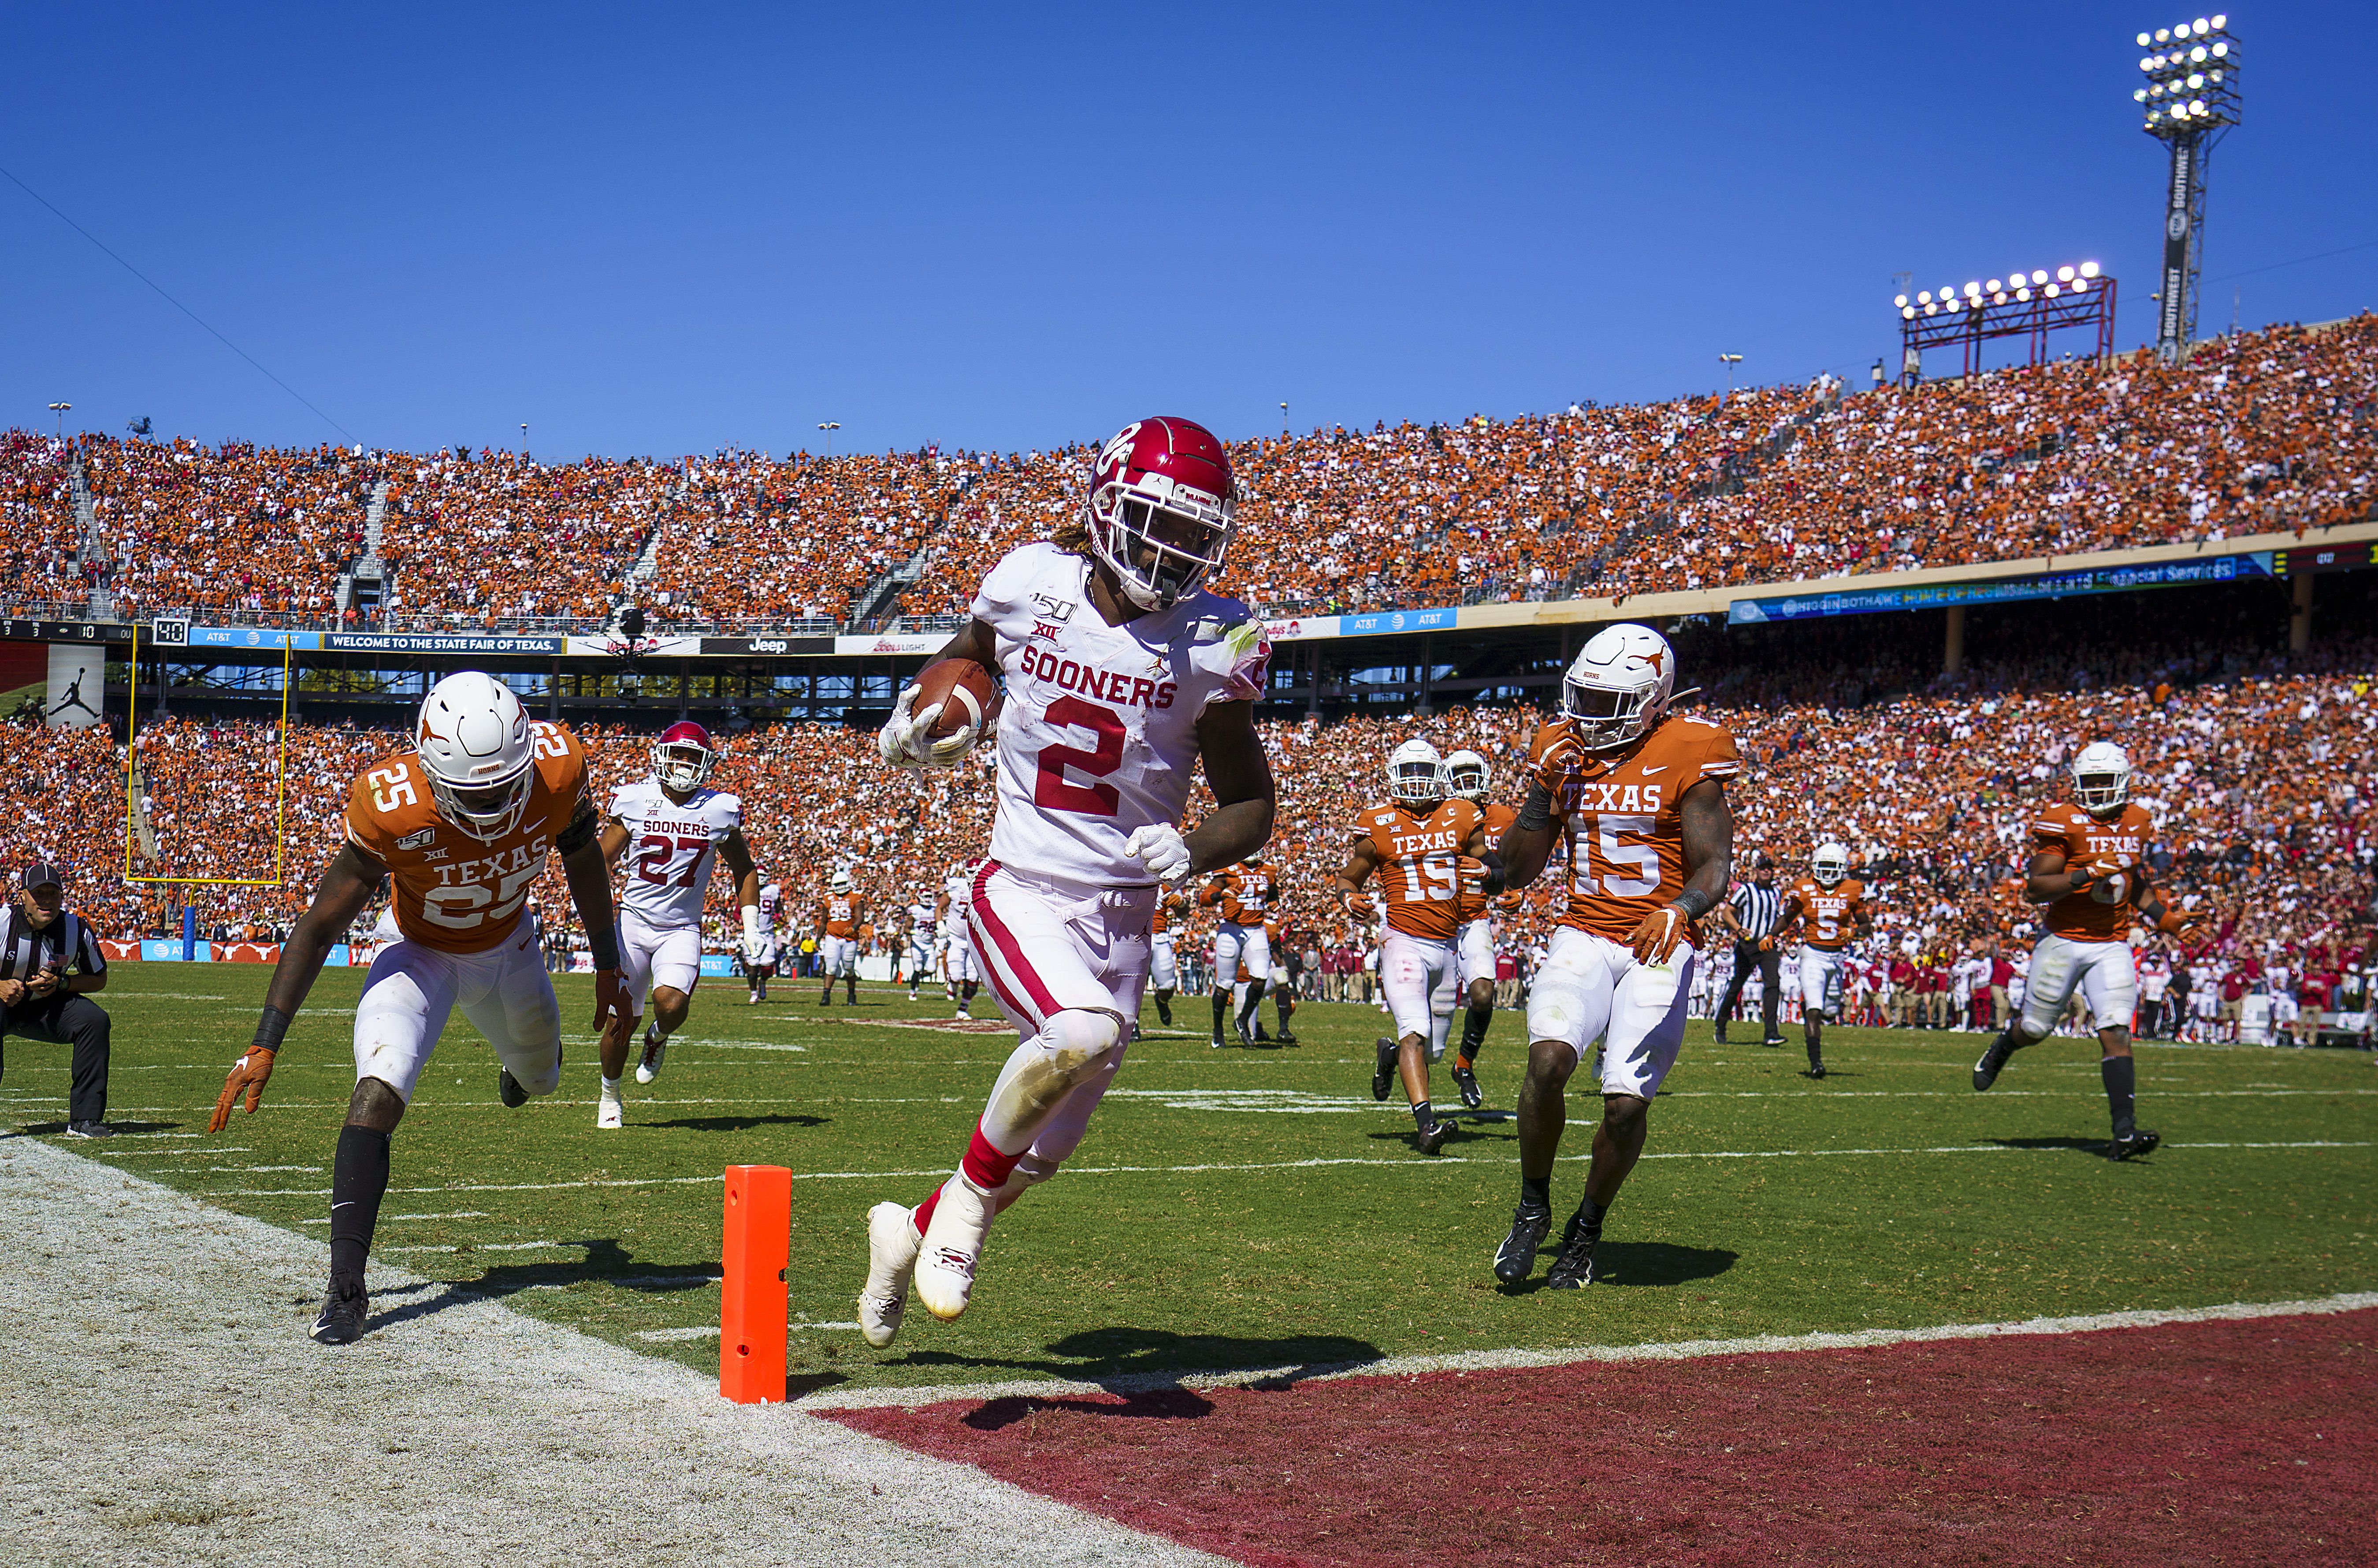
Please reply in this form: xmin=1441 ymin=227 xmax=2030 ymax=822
xmin=745 ymin=924 xmax=778 ymax=1004
xmin=903 ymin=892 xmax=936 ymax=1001
xmin=594 ymin=721 xmax=763 ymax=1128
xmin=858 ymin=416 xmax=1275 ymax=1347
xmin=936 ymin=860 xmax=982 ymax=1019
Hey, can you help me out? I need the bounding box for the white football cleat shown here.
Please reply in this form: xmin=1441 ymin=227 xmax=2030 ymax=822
xmin=634 ymin=1031 xmax=667 ymax=1085
xmin=596 ymin=1084 xmax=624 ymax=1130
xmin=914 ymin=1177 xmax=996 ymax=1323
xmin=857 ymin=1200 xmax=923 ymax=1349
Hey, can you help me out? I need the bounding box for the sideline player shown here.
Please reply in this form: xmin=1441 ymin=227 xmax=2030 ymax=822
xmin=1335 ymin=739 xmax=1504 ymax=1153
xmin=1148 ymin=889 xmax=1190 ymax=1026
xmin=903 ymin=887 xmax=936 ymax=1002
xmin=745 ymin=921 xmax=778 ymax=1003
xmin=816 ymin=867 xmax=866 ymax=1007
xmin=858 ymin=415 xmax=1274 ymax=1346
xmin=595 ymin=721 xmax=763 ymax=1125
xmin=937 ymin=858 xmax=983 ymax=1019
xmin=1971 ymin=742 xmax=2197 ymax=1159
xmin=1493 ymin=625 xmax=1737 ymax=1288
xmin=207 ymin=672 xmax=627 ymax=1342
xmin=1199 ymin=857 xmax=1279 ymax=1047
xmin=1771 ymin=841 xmax=1869 ymax=1081
xmin=1445 ymin=747 xmax=1516 ymax=1107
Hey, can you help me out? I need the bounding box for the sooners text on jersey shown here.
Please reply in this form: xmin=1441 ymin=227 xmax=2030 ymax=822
xmin=1537 ymin=714 xmax=1740 ymax=945
xmin=975 ymin=542 xmax=1268 ymax=886
xmin=1354 ymin=799 xmax=1480 ymax=942
xmin=2035 ymin=800 xmax=2155 ymax=941
xmin=348 ymin=721 xmax=590 ymax=954
xmin=609 ymin=778 xmax=743 ymax=929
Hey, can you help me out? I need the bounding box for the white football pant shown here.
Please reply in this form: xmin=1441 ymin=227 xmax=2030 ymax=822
xmin=354 ymin=925 xmax=561 ymax=1104
xmin=1524 ymin=925 xmax=1695 ymax=1100
xmin=1798 ymin=945 xmax=1846 ymax=1019
xmin=1380 ymin=930 xmax=1458 ymax=1061
xmin=619 ymin=912 xmax=702 ymax=1017
xmin=2020 ymin=934 xmax=2137 ymax=1037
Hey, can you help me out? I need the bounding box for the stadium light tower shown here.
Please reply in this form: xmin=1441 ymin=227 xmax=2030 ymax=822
xmin=817 ymin=420 xmax=840 ymax=457
xmin=48 ymin=401 xmax=71 ymax=441
xmin=2136 ymin=15 xmax=2239 ymax=360
xmin=1718 ymin=353 xmax=1743 ymax=397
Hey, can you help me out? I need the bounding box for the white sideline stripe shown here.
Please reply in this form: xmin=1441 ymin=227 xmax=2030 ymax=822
xmin=204 ymin=1137 xmax=2376 ymax=1198
xmin=379 ymin=1240 xmax=568 ymax=1255
xmin=295 ymin=1211 xmax=487 ymax=1224
xmin=799 ymin=1290 xmax=2378 ymax=1412
xmin=635 ymin=1325 xmax=721 ymax=1341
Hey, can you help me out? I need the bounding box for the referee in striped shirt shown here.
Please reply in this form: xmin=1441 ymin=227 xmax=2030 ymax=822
xmin=0 ymin=862 xmax=114 ymax=1137
xmin=1713 ymin=855 xmax=1787 ymax=1047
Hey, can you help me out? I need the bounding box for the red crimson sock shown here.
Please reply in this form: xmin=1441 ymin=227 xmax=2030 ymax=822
xmin=911 ymin=1189 xmax=940 ymax=1232
xmin=960 ymin=1121 xmax=1022 ymax=1192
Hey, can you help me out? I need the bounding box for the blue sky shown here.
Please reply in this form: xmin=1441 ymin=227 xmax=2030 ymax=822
xmin=4 ymin=2 xmax=2370 ymax=461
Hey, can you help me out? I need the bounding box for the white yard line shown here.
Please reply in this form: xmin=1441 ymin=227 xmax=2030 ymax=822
xmin=0 ymin=1136 xmax=1232 ymax=1568
xmin=802 ymin=1290 xmax=2378 ymax=1412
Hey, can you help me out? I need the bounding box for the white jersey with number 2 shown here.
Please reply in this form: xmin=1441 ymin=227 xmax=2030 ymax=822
xmin=609 ymin=778 xmax=743 ymax=929
xmin=973 ymin=542 xmax=1270 ymax=888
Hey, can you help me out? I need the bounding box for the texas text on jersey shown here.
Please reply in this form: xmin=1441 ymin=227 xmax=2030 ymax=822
xmin=977 ymin=541 xmax=1268 ymax=888
xmin=347 ymin=722 xmax=591 ymax=953
xmin=1540 ymin=714 xmax=1741 ymax=944
xmin=2035 ymin=800 xmax=2155 ymax=941
xmin=1783 ymin=876 xmax=1865 ymax=950
xmin=824 ymin=893 xmax=860 ymax=938
xmin=608 ymin=778 xmax=744 ymax=929
xmin=1203 ymin=861 xmax=1278 ymax=925
xmin=1352 ymin=799 xmax=1482 ymax=942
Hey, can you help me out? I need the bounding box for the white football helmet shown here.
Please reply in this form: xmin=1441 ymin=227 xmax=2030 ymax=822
xmin=414 ymin=672 xmax=537 ymax=843
xmin=829 ymin=866 xmax=853 ymax=894
xmin=1812 ymin=842 xmax=1850 ymax=887
xmin=1561 ymin=624 xmax=1675 ymax=752
xmin=650 ymin=720 xmax=717 ymax=794
xmin=1443 ymin=749 xmax=1490 ymax=801
xmin=2072 ymin=740 xmax=2131 ymax=816
xmin=1387 ymin=739 xmax=1445 ymax=807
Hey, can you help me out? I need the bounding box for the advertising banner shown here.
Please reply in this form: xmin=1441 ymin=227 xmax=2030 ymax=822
xmin=1727 ymin=550 xmax=2276 ymax=626
xmin=698 ymin=954 xmax=740 ymax=977
xmin=0 ymin=618 xmax=130 ymax=645
xmin=1259 ymin=614 xmax=1340 ymax=642
xmin=561 ymin=633 xmax=704 ymax=659
xmin=189 ymin=626 xmax=322 ymax=650
xmin=696 ymin=635 xmax=837 ymax=656
xmin=833 ymin=632 xmax=947 ymax=657
xmin=45 ymin=642 xmax=105 ymax=728
xmin=139 ymin=939 xmax=212 ymax=962
xmin=1338 ymin=606 xmax=1457 ymax=637
xmin=327 ymin=631 xmax=565 ymax=655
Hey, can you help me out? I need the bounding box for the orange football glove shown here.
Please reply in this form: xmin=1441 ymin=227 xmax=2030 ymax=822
xmin=1339 ymin=886 xmax=1375 ymax=918
xmin=593 ymin=968 xmax=629 ymax=1034
xmin=208 ymin=1047 xmax=276 ymax=1133
xmin=1756 ymin=935 xmax=1776 ymax=953
xmin=1529 ymin=720 xmax=1584 ymax=795
xmin=1630 ymin=904 xmax=1691 ymax=966
xmin=1493 ymin=889 xmax=1523 ymax=913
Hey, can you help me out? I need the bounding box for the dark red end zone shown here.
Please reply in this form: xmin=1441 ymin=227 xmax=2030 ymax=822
xmin=830 ymin=1309 xmax=2378 ymax=1568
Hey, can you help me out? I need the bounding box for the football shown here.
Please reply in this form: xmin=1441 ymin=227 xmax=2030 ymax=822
xmin=910 ymin=657 xmax=998 ymax=741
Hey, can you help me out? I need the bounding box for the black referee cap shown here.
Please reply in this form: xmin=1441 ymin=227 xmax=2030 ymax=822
xmin=21 ymin=862 xmax=64 ymax=891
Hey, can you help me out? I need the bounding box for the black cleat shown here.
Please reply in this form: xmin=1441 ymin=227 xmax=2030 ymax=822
xmin=309 ymin=1276 xmax=369 ymax=1344
xmin=1155 ymin=999 xmax=1173 ymax=1027
xmin=1805 ymin=1062 xmax=1827 ymax=1080
xmin=1973 ymin=1034 xmax=2016 ymax=1092
xmin=1713 ymin=1027 xmax=1728 ymax=1044
xmin=1762 ymin=1037 xmax=1788 ymax=1048
xmin=1371 ymin=1038 xmax=1397 ymax=1101
xmin=1494 ymin=1206 xmax=1552 ymax=1284
xmin=1274 ymin=1030 xmax=1298 ymax=1048
xmin=2109 ymin=1128 xmax=2161 ymax=1162
xmin=1546 ymin=1226 xmax=1599 ymax=1289
xmin=498 ymin=1067 xmax=528 ymax=1108
xmin=64 ymin=1120 xmax=115 ymax=1139
xmin=1416 ymin=1118 xmax=1454 ymax=1156
xmin=1209 ymin=1031 xmax=1228 ymax=1050
xmin=1451 ymin=1060 xmax=1483 ymax=1110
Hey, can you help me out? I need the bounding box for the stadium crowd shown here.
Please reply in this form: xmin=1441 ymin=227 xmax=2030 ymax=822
xmin=6 ymin=317 xmax=2370 ymax=635
xmin=4 ymin=613 xmax=2367 ymax=1040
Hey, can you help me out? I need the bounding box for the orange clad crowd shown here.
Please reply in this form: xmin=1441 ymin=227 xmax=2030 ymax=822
xmin=5 ymin=316 xmax=2369 ymax=635
xmin=4 ymin=624 xmax=2367 ymax=1009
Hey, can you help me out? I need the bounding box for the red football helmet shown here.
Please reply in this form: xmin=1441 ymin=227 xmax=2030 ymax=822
xmin=1085 ymin=417 xmax=1236 ymax=610
xmin=650 ymin=720 xmax=717 ymax=794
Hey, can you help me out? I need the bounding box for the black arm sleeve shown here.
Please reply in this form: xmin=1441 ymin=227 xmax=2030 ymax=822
xmin=555 ymin=794 xmax=602 ymax=855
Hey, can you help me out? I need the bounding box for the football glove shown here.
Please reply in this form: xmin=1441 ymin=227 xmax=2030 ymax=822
xmin=1529 ymin=720 xmax=1585 ymax=795
xmin=1123 ymin=825 xmax=1193 ymax=887
xmin=208 ymin=1047 xmax=275 ymax=1134
xmin=741 ymin=905 xmax=769 ymax=964
xmin=592 ymin=968 xmax=630 ymax=1034
xmin=877 ymin=684 xmax=979 ymax=771
xmin=1629 ymin=903 xmax=1691 ymax=967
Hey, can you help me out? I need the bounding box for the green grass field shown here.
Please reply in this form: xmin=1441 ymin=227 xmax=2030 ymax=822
xmin=7 ymin=965 xmax=2374 ymax=1396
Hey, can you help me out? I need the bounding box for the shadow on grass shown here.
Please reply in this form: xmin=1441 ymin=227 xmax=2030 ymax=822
xmin=1498 ymin=1241 xmax=1740 ymax=1296
xmin=365 ymin=1237 xmax=721 ymax=1334
xmin=962 ymin=1387 xmax=1215 ymax=1430
xmin=881 ymin=1325 xmax=1386 ymax=1399
xmin=16 ymin=1120 xmax=182 ymax=1137
xmin=1987 ymin=1135 xmax=2112 ymax=1155
xmin=643 ymin=1112 xmax=828 ymax=1133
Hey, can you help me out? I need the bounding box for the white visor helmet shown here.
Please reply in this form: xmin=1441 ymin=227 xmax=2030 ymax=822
xmin=1812 ymin=842 xmax=1850 ymax=886
xmin=829 ymin=867 xmax=852 ymax=894
xmin=1444 ymin=749 xmax=1490 ymax=801
xmin=1562 ymin=623 xmax=1676 ymax=751
xmin=2072 ymin=740 xmax=2132 ymax=816
xmin=1387 ymin=739 xmax=1446 ymax=806
xmin=414 ymin=672 xmax=537 ymax=843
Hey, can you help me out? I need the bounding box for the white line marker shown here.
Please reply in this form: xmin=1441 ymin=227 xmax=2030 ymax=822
xmin=295 ymin=1211 xmax=489 ymax=1224
xmin=635 ymin=1326 xmax=721 ymax=1342
xmin=799 ymin=1290 xmax=2378 ymax=1411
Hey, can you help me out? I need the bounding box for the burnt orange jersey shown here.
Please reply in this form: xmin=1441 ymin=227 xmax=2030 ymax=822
xmin=1539 ymin=714 xmax=1739 ymax=945
xmin=1353 ymin=798 xmax=1482 ymax=942
xmin=1454 ymin=801 xmax=1516 ymax=923
xmin=2033 ymin=800 xmax=2154 ymax=941
xmin=1782 ymin=876 xmax=1866 ymax=951
xmin=1200 ymin=862 xmax=1277 ymax=926
xmin=1152 ymin=892 xmax=1187 ymax=938
xmin=822 ymin=894 xmax=860 ymax=938
xmin=346 ymin=721 xmax=591 ymax=955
